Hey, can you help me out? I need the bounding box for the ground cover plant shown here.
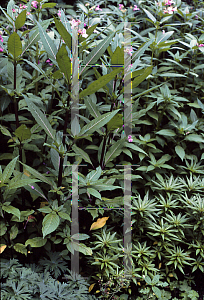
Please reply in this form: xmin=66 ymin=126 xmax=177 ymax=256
xmin=0 ymin=0 xmax=204 ymax=299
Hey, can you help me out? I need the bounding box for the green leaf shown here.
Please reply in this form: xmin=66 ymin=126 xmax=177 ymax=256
xmin=132 ymin=66 xmax=153 ymax=89
xmin=125 ymin=142 xmax=148 ymax=155
xmin=185 ymin=134 xmax=204 ymax=143
xmin=58 ymin=211 xmax=71 ymax=221
xmin=175 ymin=145 xmax=185 ymax=161
xmin=2 ymin=156 xmax=19 ymax=183
xmin=87 ymin=187 xmax=101 ymax=199
xmin=78 ymin=109 xmax=120 ymax=137
xmin=36 ymin=21 xmax=57 ymax=63
xmin=80 ymin=31 xmax=115 ymax=76
xmin=14 ymin=243 xmax=27 ymax=256
xmin=90 ymin=183 xmax=122 ymax=191
xmin=156 ymin=129 xmax=176 ymax=136
xmin=7 ymin=178 xmax=40 ymax=189
xmin=72 ymin=144 xmax=93 ymax=166
xmin=24 ymin=97 xmax=55 ymax=140
xmin=159 ymin=73 xmax=186 ymax=78
xmin=79 ymin=67 xmax=123 ymax=99
xmin=71 ymin=233 xmax=90 ymax=240
xmin=104 ymin=137 xmax=126 ymax=168
xmin=152 ymin=286 xmax=161 ymax=298
xmin=10 ymin=224 xmax=18 ymax=240
xmin=19 ymin=162 xmax=54 ymax=188
xmin=14 ymin=124 xmax=31 ymax=141
xmin=53 ymin=15 xmax=71 ymax=51
xmin=37 ymin=207 xmax=52 ymax=213
xmin=84 ymin=97 xmax=101 ymax=119
xmin=0 ymin=125 xmax=12 ymax=137
xmin=143 ymin=8 xmax=156 ymax=23
xmin=111 ymin=46 xmax=124 ymax=65
xmin=56 ymin=44 xmax=71 ymax=84
xmin=42 ymin=3 xmax=56 ymax=8
xmin=15 ymin=9 xmax=26 ymax=30
xmin=2 ymin=205 xmax=21 ymax=220
xmin=42 ymin=212 xmax=60 ymax=239
xmin=25 ymin=237 xmax=47 ymax=247
xmin=107 ymin=114 xmax=123 ymax=132
xmin=7 ymin=32 xmax=22 ymax=60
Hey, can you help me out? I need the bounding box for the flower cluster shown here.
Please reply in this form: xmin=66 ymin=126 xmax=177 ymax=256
xmin=124 ymin=46 xmax=133 ymax=56
xmin=128 ymin=135 xmax=133 ymax=142
xmin=157 ymin=0 xmax=177 ymax=14
xmin=31 ymin=1 xmax=38 ymax=9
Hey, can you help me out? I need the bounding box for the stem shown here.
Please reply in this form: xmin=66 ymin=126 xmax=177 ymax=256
xmin=182 ymin=59 xmax=192 ymax=96
xmin=35 ymin=12 xmax=40 ymax=95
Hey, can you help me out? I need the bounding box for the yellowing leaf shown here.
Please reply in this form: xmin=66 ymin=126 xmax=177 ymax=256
xmin=168 ymin=273 xmax=174 ymax=277
xmin=0 ymin=245 xmax=7 ymax=254
xmin=153 ymin=241 xmax=158 ymax=245
xmin=159 ymin=263 xmax=162 ymax=269
xmin=90 ymin=217 xmax=109 ymax=231
xmin=89 ymin=283 xmax=95 ymax=292
xmin=95 ymin=290 xmax=100 ymax=293
xmin=24 ymin=169 xmax=31 ymax=177
xmin=137 ymin=282 xmax=141 ymax=286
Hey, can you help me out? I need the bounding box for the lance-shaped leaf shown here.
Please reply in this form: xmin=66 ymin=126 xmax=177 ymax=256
xmin=78 ymin=109 xmax=120 ymax=137
xmin=2 ymin=156 xmax=19 ymax=183
xmin=7 ymin=178 xmax=40 ymax=190
xmin=84 ymin=97 xmax=101 ymax=119
xmin=0 ymin=245 xmax=7 ymax=254
xmin=19 ymin=162 xmax=54 ymax=189
xmin=7 ymin=32 xmax=22 ymax=60
xmin=42 ymin=212 xmax=60 ymax=239
xmin=175 ymin=145 xmax=185 ymax=161
xmin=36 ymin=21 xmax=57 ymax=64
xmin=143 ymin=8 xmax=156 ymax=23
xmin=72 ymin=144 xmax=93 ymax=166
xmin=42 ymin=2 xmax=56 ymax=9
xmin=2 ymin=205 xmax=21 ymax=220
xmin=107 ymin=113 xmax=123 ymax=132
xmin=87 ymin=187 xmax=101 ymax=200
xmin=80 ymin=31 xmax=116 ymax=76
xmin=104 ymin=137 xmax=127 ymax=168
xmin=132 ymin=66 xmax=153 ymax=89
xmin=132 ymin=39 xmax=153 ymax=61
xmin=14 ymin=124 xmax=31 ymax=141
xmin=79 ymin=67 xmax=123 ymax=99
xmin=90 ymin=217 xmax=109 ymax=231
xmin=56 ymin=44 xmax=71 ymax=84
xmin=24 ymin=97 xmax=55 ymax=140
xmin=111 ymin=45 xmax=124 ymax=65
xmin=15 ymin=9 xmax=26 ymax=30
xmin=54 ymin=16 xmax=71 ymax=51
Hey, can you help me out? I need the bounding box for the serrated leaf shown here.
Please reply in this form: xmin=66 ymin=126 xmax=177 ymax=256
xmin=24 ymin=97 xmax=55 ymax=140
xmin=79 ymin=67 xmax=123 ymax=99
xmin=19 ymin=162 xmax=54 ymax=188
xmin=2 ymin=156 xmax=19 ymax=183
xmin=104 ymin=138 xmax=126 ymax=168
xmin=156 ymin=129 xmax=176 ymax=136
xmin=2 ymin=205 xmax=21 ymax=220
xmin=56 ymin=44 xmax=71 ymax=84
xmin=7 ymin=178 xmax=40 ymax=189
xmin=90 ymin=217 xmax=109 ymax=230
xmin=54 ymin=16 xmax=71 ymax=50
xmin=87 ymin=187 xmax=101 ymax=199
xmin=80 ymin=31 xmax=115 ymax=76
xmin=14 ymin=243 xmax=27 ymax=256
xmin=7 ymin=32 xmax=22 ymax=60
xmin=84 ymin=97 xmax=101 ymax=119
xmin=25 ymin=237 xmax=47 ymax=247
xmin=36 ymin=21 xmax=57 ymax=63
xmin=78 ymin=109 xmax=119 ymax=137
xmin=0 ymin=125 xmax=12 ymax=137
xmin=15 ymin=9 xmax=26 ymax=30
xmin=107 ymin=113 xmax=123 ymax=132
xmin=111 ymin=45 xmax=124 ymax=65
xmin=14 ymin=124 xmax=31 ymax=141
xmin=72 ymin=144 xmax=93 ymax=166
xmin=42 ymin=212 xmax=60 ymax=238
xmin=175 ymin=145 xmax=185 ymax=161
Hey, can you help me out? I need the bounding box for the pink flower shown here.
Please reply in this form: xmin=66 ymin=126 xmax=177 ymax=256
xmin=125 ymin=46 xmax=133 ymax=56
xmin=20 ymin=4 xmax=27 ymax=9
xmin=164 ymin=0 xmax=175 ymax=5
xmin=70 ymin=19 xmax=81 ymax=29
xmin=195 ymin=15 xmax=198 ymax=19
xmin=198 ymin=43 xmax=204 ymax=47
xmin=81 ymin=28 xmax=88 ymax=38
xmin=12 ymin=9 xmax=16 ymax=12
xmin=0 ymin=47 xmax=3 ymax=52
xmin=162 ymin=30 xmax=165 ymax=34
xmin=31 ymin=1 xmax=38 ymax=8
xmin=84 ymin=22 xmax=86 ymax=27
xmin=0 ymin=35 xmax=3 ymax=42
xmin=128 ymin=135 xmax=133 ymax=142
xmin=119 ymin=4 xmax=124 ymax=10
xmin=38 ymin=60 xmax=40 ymax=64
xmin=133 ymin=5 xmax=140 ymax=11
xmin=95 ymin=5 xmax=102 ymax=11
xmin=46 ymin=59 xmax=53 ymax=66
xmin=57 ymin=10 xmax=61 ymax=18
xmin=26 ymin=12 xmax=31 ymax=15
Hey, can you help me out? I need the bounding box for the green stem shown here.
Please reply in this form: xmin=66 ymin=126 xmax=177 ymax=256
xmin=182 ymin=59 xmax=192 ymax=96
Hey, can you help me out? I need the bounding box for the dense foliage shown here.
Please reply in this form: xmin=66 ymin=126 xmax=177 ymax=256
xmin=0 ymin=0 xmax=204 ymax=299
